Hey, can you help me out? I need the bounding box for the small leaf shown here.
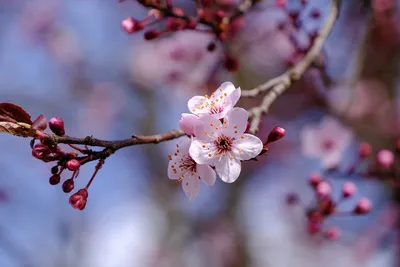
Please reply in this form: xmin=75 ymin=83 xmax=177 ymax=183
xmin=0 ymin=122 xmax=36 ymax=137
xmin=0 ymin=103 xmax=32 ymax=124
xmin=32 ymin=114 xmax=47 ymax=131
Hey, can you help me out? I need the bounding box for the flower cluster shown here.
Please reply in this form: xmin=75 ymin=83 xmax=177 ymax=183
xmin=120 ymin=0 xmax=262 ymax=72
xmin=287 ymin=173 xmax=373 ymax=240
xmin=168 ymin=82 xmax=285 ymax=199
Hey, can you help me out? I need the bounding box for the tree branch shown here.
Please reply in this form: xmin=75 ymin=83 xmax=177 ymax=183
xmin=245 ymin=0 xmax=341 ymax=133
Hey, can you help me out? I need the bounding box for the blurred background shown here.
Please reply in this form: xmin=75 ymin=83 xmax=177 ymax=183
xmin=0 ymin=0 xmax=398 ymax=266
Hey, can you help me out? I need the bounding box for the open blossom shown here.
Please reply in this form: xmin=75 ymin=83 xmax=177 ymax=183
xmin=189 ymin=108 xmax=263 ymax=183
xmin=187 ymin=82 xmax=241 ymax=119
xmin=300 ymin=116 xmax=353 ymax=169
xmin=168 ymin=137 xmax=216 ymax=200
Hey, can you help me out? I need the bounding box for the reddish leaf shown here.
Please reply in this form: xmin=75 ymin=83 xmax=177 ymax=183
xmin=0 ymin=103 xmax=32 ymax=124
xmin=32 ymin=114 xmax=47 ymax=131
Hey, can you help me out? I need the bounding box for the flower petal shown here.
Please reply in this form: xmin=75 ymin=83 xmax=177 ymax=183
xmin=209 ymin=82 xmax=241 ymax=118
xmin=197 ymin=164 xmax=216 ymax=186
xmin=215 ymin=155 xmax=241 ymax=183
xmin=181 ymin=174 xmax=200 ymax=200
xmin=222 ymin=107 xmax=248 ymax=137
xmin=232 ymin=134 xmax=263 ymax=160
xmin=189 ymin=138 xmax=218 ymax=165
xmin=179 ymin=113 xmax=199 ymax=136
xmin=188 ymin=95 xmax=208 ymax=115
xmin=167 ymin=137 xmax=191 ymax=180
xmin=193 ymin=114 xmax=222 ymax=141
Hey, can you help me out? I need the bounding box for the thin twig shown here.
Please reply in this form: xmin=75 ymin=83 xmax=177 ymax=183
xmin=246 ymin=0 xmax=341 ymax=133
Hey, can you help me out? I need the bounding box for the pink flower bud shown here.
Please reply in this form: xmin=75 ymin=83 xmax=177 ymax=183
xmin=354 ymin=198 xmax=372 ymax=214
xmin=342 ymin=181 xmax=357 ymax=198
xmin=121 ymin=17 xmax=143 ymax=34
xmin=267 ymin=126 xmax=286 ymax=143
xmin=49 ymin=174 xmax=61 ymax=185
xmin=66 ymin=159 xmax=80 ymax=171
xmin=316 ymin=181 xmax=331 ymax=197
xmin=144 ymin=30 xmax=160 ymax=40
xmin=32 ymin=144 xmax=51 ymax=159
xmin=308 ymin=173 xmax=322 ymax=188
xmin=359 ymin=142 xmax=372 ymax=158
xmin=324 ymin=226 xmax=341 ymax=240
xmin=376 ymin=149 xmax=394 ymax=168
xmin=275 ymin=0 xmax=286 ymax=7
xmin=69 ymin=189 xmax=88 ymax=210
xmin=62 ymin=179 xmax=75 ymax=193
xmin=49 ymin=117 xmax=65 ymax=136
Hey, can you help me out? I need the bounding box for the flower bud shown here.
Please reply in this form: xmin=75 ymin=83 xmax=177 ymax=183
xmin=49 ymin=174 xmax=61 ymax=185
xmin=62 ymin=179 xmax=75 ymax=193
xmin=144 ymin=30 xmax=160 ymax=40
xmin=359 ymin=142 xmax=372 ymax=158
xmin=32 ymin=144 xmax=51 ymax=159
xmin=308 ymin=173 xmax=322 ymax=188
xmin=121 ymin=17 xmax=143 ymax=34
xmin=324 ymin=226 xmax=340 ymax=240
xmin=266 ymin=127 xmax=286 ymax=143
xmin=342 ymin=181 xmax=356 ymax=198
xmin=66 ymin=159 xmax=81 ymax=171
xmin=51 ymin=165 xmax=59 ymax=175
xmin=185 ymin=19 xmax=197 ymax=30
xmin=354 ymin=198 xmax=372 ymax=215
xmin=316 ymin=181 xmax=331 ymax=197
xmin=377 ymin=149 xmax=394 ymax=168
xmin=49 ymin=117 xmax=65 ymax=136
xmin=69 ymin=189 xmax=88 ymax=210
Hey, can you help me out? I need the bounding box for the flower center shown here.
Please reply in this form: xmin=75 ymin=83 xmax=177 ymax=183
xmin=179 ymin=155 xmax=197 ymax=174
xmin=215 ymin=135 xmax=232 ymax=155
xmin=209 ymin=105 xmax=224 ymax=115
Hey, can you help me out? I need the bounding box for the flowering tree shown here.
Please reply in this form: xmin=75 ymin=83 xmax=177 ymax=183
xmin=0 ymin=0 xmax=398 ymax=266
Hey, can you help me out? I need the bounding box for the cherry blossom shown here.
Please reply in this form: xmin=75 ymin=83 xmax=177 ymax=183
xmin=300 ymin=116 xmax=353 ymax=169
xmin=187 ymin=81 xmax=241 ymax=119
xmin=168 ymin=137 xmax=216 ymax=200
xmin=179 ymin=113 xmax=199 ymax=136
xmin=189 ymin=107 xmax=263 ymax=183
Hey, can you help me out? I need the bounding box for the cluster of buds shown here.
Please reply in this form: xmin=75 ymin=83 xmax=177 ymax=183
xmin=275 ymin=0 xmax=324 ymax=67
xmin=120 ymin=0 xmax=262 ymax=72
xmin=287 ymin=173 xmax=372 ymax=240
xmin=326 ymin=141 xmax=399 ymax=189
xmin=31 ymin=116 xmax=104 ymax=210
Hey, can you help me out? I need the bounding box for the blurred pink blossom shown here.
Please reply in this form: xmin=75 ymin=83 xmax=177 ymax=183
xmin=327 ymin=80 xmax=389 ymax=120
xmin=129 ymin=31 xmax=222 ymax=94
xmin=300 ymin=116 xmax=353 ymax=168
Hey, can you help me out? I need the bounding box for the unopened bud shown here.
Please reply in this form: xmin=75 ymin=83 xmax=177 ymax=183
xmin=49 ymin=174 xmax=61 ymax=185
xmin=32 ymin=144 xmax=51 ymax=159
xmin=66 ymin=159 xmax=80 ymax=171
xmin=376 ymin=149 xmax=394 ymax=168
xmin=308 ymin=173 xmax=322 ymax=188
xmin=121 ymin=17 xmax=143 ymax=34
xmin=342 ymin=181 xmax=357 ymax=198
xmin=324 ymin=226 xmax=341 ymax=240
xmin=69 ymin=189 xmax=88 ymax=210
xmin=266 ymin=127 xmax=286 ymax=143
xmin=49 ymin=117 xmax=65 ymax=136
xmin=359 ymin=142 xmax=372 ymax=158
xmin=354 ymin=198 xmax=372 ymax=214
xmin=316 ymin=181 xmax=331 ymax=197
xmin=144 ymin=30 xmax=160 ymax=40
xmin=62 ymin=179 xmax=75 ymax=193
xmin=51 ymin=165 xmax=59 ymax=175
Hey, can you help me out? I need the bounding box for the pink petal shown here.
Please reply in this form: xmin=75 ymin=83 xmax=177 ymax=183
xmin=181 ymin=174 xmax=200 ymax=200
xmin=188 ymin=95 xmax=208 ymax=115
xmin=232 ymin=134 xmax=263 ymax=160
xmin=179 ymin=113 xmax=199 ymax=136
xmin=222 ymin=107 xmax=248 ymax=137
xmin=167 ymin=137 xmax=191 ymax=180
xmin=193 ymin=114 xmax=222 ymax=141
xmin=189 ymin=139 xmax=218 ymax=165
xmin=215 ymin=155 xmax=241 ymax=183
xmin=197 ymin=164 xmax=216 ymax=186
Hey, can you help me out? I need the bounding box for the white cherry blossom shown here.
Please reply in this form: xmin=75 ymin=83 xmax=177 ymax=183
xmin=178 ymin=113 xmax=199 ymax=136
xmin=187 ymin=82 xmax=241 ymax=119
xmin=168 ymin=137 xmax=216 ymax=200
xmin=189 ymin=108 xmax=263 ymax=183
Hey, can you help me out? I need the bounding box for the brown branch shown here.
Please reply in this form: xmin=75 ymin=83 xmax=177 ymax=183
xmin=245 ymin=0 xmax=341 ymax=134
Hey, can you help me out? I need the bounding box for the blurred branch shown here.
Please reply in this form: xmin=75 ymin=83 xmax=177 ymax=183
xmin=245 ymin=0 xmax=341 ymax=133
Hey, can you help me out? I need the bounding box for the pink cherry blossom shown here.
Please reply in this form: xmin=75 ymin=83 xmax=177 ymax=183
xmin=178 ymin=113 xmax=199 ymax=136
xmin=187 ymin=81 xmax=241 ymax=119
xmin=300 ymin=116 xmax=353 ymax=169
xmin=168 ymin=137 xmax=216 ymax=200
xmin=189 ymin=107 xmax=263 ymax=183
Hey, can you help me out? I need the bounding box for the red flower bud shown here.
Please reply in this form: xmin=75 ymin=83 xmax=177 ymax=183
xmin=144 ymin=30 xmax=160 ymax=40
xmin=121 ymin=17 xmax=143 ymax=34
xmin=376 ymin=149 xmax=394 ymax=168
xmin=342 ymin=182 xmax=356 ymax=198
xmin=185 ymin=19 xmax=197 ymax=30
xmin=316 ymin=181 xmax=331 ymax=197
xmin=308 ymin=173 xmax=322 ymax=188
xmin=51 ymin=165 xmax=59 ymax=175
xmin=266 ymin=126 xmax=286 ymax=143
xmin=62 ymin=179 xmax=75 ymax=193
xmin=324 ymin=226 xmax=341 ymax=240
xmin=69 ymin=189 xmax=88 ymax=210
xmin=32 ymin=144 xmax=51 ymax=159
xmin=354 ymin=198 xmax=372 ymax=215
xmin=359 ymin=142 xmax=372 ymax=158
xmin=66 ymin=159 xmax=80 ymax=171
xmin=49 ymin=117 xmax=65 ymax=136
xmin=49 ymin=174 xmax=61 ymax=185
